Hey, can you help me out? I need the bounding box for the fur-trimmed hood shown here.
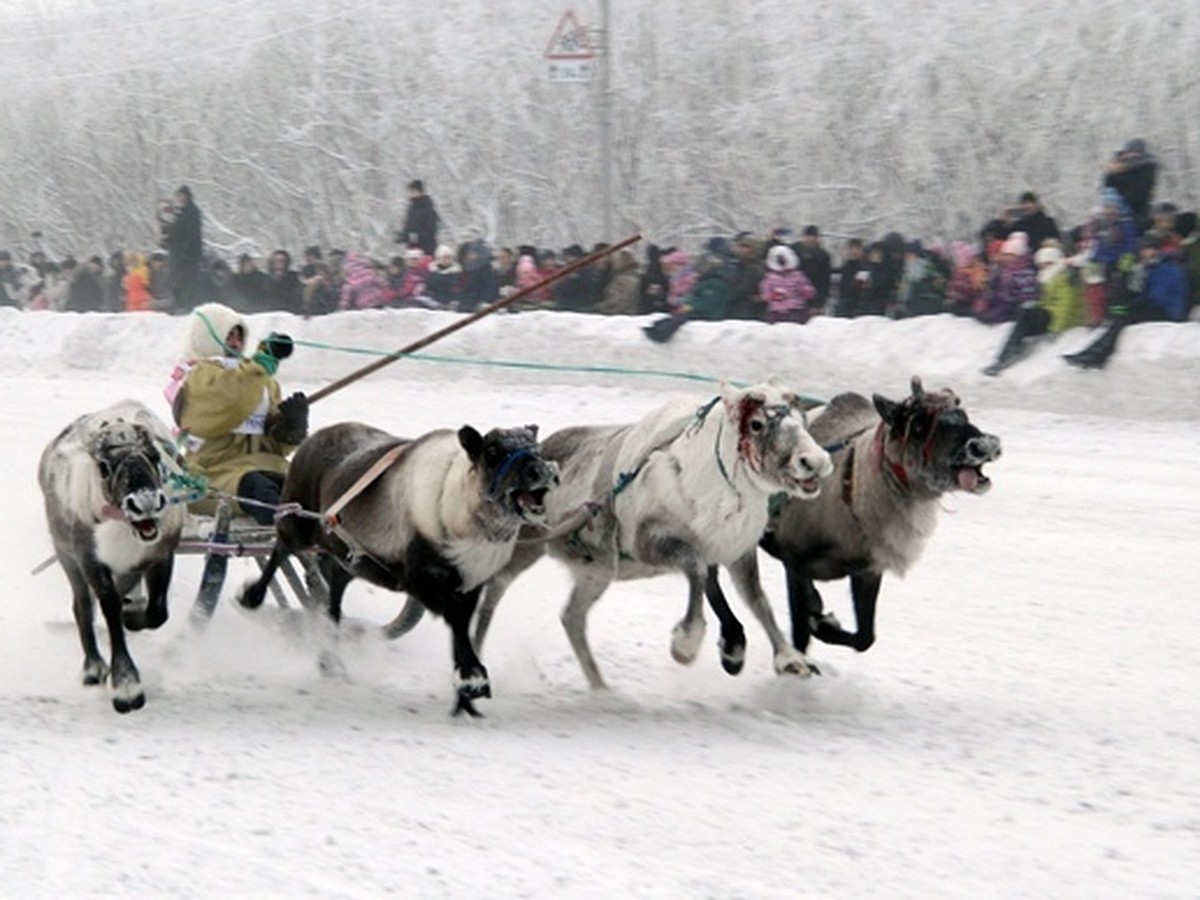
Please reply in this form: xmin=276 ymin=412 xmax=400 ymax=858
xmin=183 ymin=302 xmax=246 ymax=360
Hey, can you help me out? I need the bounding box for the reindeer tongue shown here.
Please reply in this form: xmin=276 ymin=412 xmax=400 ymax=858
xmin=957 ymin=468 xmax=980 ymax=492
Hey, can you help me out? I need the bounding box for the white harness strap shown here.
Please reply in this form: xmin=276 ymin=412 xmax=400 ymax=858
xmin=323 ymin=443 xmax=408 ymax=528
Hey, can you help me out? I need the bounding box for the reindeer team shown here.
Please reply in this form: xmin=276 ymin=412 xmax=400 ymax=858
xmin=39 ymin=374 xmax=1000 ymax=715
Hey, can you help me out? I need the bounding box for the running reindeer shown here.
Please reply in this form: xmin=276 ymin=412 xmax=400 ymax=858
xmin=38 ymin=400 xmax=186 ymax=713
xmin=474 ymin=381 xmax=834 ymax=690
xmin=238 ymin=421 xmax=559 ymax=715
xmin=706 ymin=376 xmax=1001 ymax=661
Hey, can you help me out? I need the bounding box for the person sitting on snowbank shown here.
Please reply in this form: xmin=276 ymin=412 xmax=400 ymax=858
xmin=1064 ymin=232 xmax=1188 ymax=370
xmin=983 ymin=243 xmax=1083 ymax=375
xmin=975 ymin=231 xmax=1038 ymax=324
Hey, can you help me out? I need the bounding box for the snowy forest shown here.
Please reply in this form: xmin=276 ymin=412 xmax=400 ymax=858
xmin=0 ymin=0 xmax=1197 ymax=258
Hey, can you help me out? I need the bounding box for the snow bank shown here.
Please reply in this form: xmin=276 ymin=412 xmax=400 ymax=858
xmin=7 ymin=307 xmax=1199 ymax=421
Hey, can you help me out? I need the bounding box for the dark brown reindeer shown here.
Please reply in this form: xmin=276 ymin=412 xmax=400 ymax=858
xmin=38 ymin=401 xmax=186 ymax=713
xmin=705 ymin=377 xmax=1001 ymax=663
xmin=238 ymin=421 xmax=559 ymax=715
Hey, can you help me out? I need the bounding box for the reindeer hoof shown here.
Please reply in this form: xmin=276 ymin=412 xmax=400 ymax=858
xmin=124 ymin=606 xmax=168 ymax=632
xmin=452 ymin=696 xmax=484 ymax=718
xmin=238 ymin=583 xmax=266 ymax=611
xmin=670 ymin=620 xmax=705 ymax=666
xmin=773 ymin=649 xmax=815 ymax=678
xmin=81 ymin=660 xmax=110 ymax=687
xmin=454 ymin=669 xmax=491 ymax=701
xmin=111 ymin=680 xmax=145 ymax=713
xmin=718 ymin=636 xmax=746 ymax=676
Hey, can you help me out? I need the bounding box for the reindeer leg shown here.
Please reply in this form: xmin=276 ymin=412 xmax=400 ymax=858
xmin=785 ymin=563 xmax=823 ymax=653
xmin=64 ymin=558 xmax=108 ymax=687
xmin=126 ymin=556 xmax=173 ymax=632
xmin=671 ymin=567 xmax=709 ymax=667
xmin=704 ymin=566 xmax=746 ymax=675
xmin=727 ymin=551 xmax=814 ymax=677
xmin=561 ymin=567 xmax=613 ymax=690
xmin=86 ymin=560 xmax=143 ymax=713
xmin=239 ymin=541 xmax=289 ymax=611
xmin=810 ymin=572 xmax=881 ymax=652
xmin=628 ymin=522 xmax=708 ymax=668
xmin=448 ymin=588 xmax=489 ymax=718
xmin=847 ymin=572 xmax=881 ymax=652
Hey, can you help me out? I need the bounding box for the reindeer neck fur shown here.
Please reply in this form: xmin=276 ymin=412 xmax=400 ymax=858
xmin=843 ymin=425 xmax=940 ymax=575
xmin=385 ymin=430 xmax=521 ymax=592
xmin=613 ymin=396 xmax=771 ymax=566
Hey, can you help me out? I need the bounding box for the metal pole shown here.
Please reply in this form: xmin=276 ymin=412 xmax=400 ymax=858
xmin=599 ymin=0 xmax=614 ymax=239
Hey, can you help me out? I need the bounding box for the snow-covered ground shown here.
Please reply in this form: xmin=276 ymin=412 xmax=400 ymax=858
xmin=2 ymin=306 xmax=1198 ymax=898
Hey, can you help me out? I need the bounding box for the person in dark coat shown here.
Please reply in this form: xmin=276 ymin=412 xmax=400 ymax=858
xmin=230 ymin=254 xmax=271 ymax=313
xmin=795 ymin=225 xmax=833 ymax=311
xmin=1104 ymin=139 xmax=1158 ymax=231
xmin=726 ymin=232 xmax=766 ymax=320
xmin=835 ymin=238 xmax=871 ymax=317
xmin=163 ymin=185 xmax=204 ymax=310
xmin=1011 ymin=192 xmax=1061 ymax=254
xmin=397 ymin=179 xmax=440 ymax=257
xmin=553 ymin=244 xmax=590 ymax=311
xmin=638 ymin=244 xmax=671 ymax=315
xmin=459 ymin=238 xmax=498 ymax=312
xmin=870 ymin=232 xmax=906 ymax=316
xmin=265 ymin=250 xmax=303 ymax=312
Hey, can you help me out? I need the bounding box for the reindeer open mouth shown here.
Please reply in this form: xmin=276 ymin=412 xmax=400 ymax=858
xmin=129 ymin=517 xmax=161 ymax=542
xmin=951 ymin=434 xmax=1001 ymax=495
xmin=116 ymin=489 xmax=170 ymax=543
xmin=792 ymin=475 xmax=823 ymax=498
xmin=514 ymin=486 xmax=550 ymax=520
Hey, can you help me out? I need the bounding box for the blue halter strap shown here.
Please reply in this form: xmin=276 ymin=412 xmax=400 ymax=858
xmin=488 ymin=447 xmax=536 ymax=498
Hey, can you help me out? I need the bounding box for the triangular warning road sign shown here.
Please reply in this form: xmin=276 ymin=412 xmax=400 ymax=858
xmin=544 ymin=9 xmax=595 ymax=60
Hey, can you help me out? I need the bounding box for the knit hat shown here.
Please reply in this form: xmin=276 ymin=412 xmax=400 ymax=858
xmin=949 ymin=240 xmax=975 ymax=270
xmin=1034 ymin=245 xmax=1063 ymax=266
xmin=1099 ymin=188 xmax=1127 ymax=213
xmin=185 ymin=302 xmax=246 ymax=360
xmin=999 ymin=231 xmax=1028 ymax=257
xmin=766 ymin=244 xmax=799 ymax=272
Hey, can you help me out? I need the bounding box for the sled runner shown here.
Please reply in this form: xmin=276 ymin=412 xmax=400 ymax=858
xmin=179 ymin=496 xmax=327 ymax=623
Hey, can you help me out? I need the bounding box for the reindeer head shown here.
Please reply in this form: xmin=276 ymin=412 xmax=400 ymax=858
xmin=873 ymin=376 xmax=1001 ymax=497
xmin=460 ymin=424 xmax=560 ymax=526
xmin=721 ymin=381 xmax=834 ymax=499
xmin=90 ymin=421 xmax=171 ymax=542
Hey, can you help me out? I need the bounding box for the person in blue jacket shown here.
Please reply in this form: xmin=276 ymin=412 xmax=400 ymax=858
xmin=1064 ymin=231 xmax=1188 ymax=369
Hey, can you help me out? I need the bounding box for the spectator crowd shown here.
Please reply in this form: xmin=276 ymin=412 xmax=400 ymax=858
xmin=2 ymin=142 xmax=1197 ymax=368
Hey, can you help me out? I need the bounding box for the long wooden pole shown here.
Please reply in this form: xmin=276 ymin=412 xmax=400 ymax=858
xmin=307 ymin=233 xmax=641 ymax=405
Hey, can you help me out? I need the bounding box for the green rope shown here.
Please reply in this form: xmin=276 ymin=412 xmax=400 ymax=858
xmin=290 ymin=336 xmax=827 ymax=405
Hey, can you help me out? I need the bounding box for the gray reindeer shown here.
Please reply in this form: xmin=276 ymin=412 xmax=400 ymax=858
xmin=39 ymin=401 xmax=186 ymax=712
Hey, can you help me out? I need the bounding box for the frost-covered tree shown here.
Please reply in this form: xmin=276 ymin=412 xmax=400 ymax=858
xmin=0 ymin=0 xmax=1195 ymax=258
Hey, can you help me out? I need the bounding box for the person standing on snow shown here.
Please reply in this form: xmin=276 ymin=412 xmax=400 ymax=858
xmin=163 ymin=185 xmax=204 ymax=310
xmin=397 ymin=179 xmax=440 ymax=257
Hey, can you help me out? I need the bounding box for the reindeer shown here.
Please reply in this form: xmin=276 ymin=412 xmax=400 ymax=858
xmin=38 ymin=400 xmax=186 ymax=712
xmin=238 ymin=421 xmax=559 ymax=715
xmin=474 ymin=382 xmax=834 ymax=690
xmin=706 ymin=376 xmax=1002 ymax=661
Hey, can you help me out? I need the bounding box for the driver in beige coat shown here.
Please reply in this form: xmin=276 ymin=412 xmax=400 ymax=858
xmin=165 ymin=302 xmax=307 ymax=524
